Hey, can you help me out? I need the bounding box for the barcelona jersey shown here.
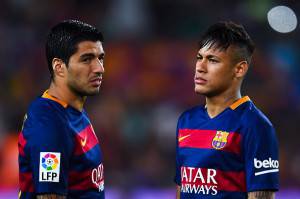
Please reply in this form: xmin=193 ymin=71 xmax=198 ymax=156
xmin=18 ymin=91 xmax=105 ymax=198
xmin=175 ymin=96 xmax=279 ymax=198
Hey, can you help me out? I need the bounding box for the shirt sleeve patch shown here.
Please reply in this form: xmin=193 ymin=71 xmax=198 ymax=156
xmin=39 ymin=152 xmax=61 ymax=182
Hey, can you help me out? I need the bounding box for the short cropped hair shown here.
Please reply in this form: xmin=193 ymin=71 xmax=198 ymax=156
xmin=46 ymin=19 xmax=104 ymax=79
xmin=198 ymin=21 xmax=255 ymax=64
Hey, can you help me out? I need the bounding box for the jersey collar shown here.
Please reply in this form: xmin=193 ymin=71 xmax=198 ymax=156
xmin=229 ymin=96 xmax=250 ymax=110
xmin=42 ymin=90 xmax=68 ymax=108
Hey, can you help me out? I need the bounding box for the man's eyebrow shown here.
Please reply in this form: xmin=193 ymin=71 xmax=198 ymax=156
xmin=206 ymin=55 xmax=220 ymax=59
xmin=79 ymin=52 xmax=105 ymax=60
xmin=197 ymin=53 xmax=220 ymax=59
xmin=79 ymin=53 xmax=95 ymax=59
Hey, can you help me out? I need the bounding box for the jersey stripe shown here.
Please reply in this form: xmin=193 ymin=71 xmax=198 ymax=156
xmin=179 ymin=148 xmax=244 ymax=171
xmin=19 ymin=172 xmax=34 ymax=192
xmin=68 ymin=170 xmax=97 ymax=190
xmin=178 ymin=129 xmax=241 ymax=155
xmin=74 ymin=125 xmax=99 ymax=155
xmin=18 ymin=131 xmax=27 ymax=156
xmin=230 ymin=96 xmax=250 ymax=110
xmin=41 ymin=90 xmax=68 ymax=108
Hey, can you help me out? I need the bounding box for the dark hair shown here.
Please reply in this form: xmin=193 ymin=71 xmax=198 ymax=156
xmin=46 ymin=19 xmax=104 ymax=79
xmin=198 ymin=21 xmax=255 ymax=64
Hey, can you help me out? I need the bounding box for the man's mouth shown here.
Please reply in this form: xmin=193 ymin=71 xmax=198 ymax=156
xmin=194 ymin=76 xmax=207 ymax=84
xmin=90 ymin=77 xmax=102 ymax=87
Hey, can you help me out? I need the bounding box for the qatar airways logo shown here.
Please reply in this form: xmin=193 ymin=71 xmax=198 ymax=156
xmin=254 ymin=158 xmax=279 ymax=176
xmin=91 ymin=163 xmax=104 ymax=192
xmin=181 ymin=166 xmax=218 ymax=195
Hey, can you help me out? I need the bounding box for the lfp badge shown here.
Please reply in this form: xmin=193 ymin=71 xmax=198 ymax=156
xmin=39 ymin=152 xmax=61 ymax=182
xmin=212 ymin=131 xmax=229 ymax=150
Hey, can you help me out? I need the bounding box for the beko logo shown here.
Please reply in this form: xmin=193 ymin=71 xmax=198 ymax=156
xmin=254 ymin=158 xmax=279 ymax=176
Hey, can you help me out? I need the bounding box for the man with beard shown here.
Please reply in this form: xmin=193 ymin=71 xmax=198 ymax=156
xmin=18 ymin=20 xmax=105 ymax=199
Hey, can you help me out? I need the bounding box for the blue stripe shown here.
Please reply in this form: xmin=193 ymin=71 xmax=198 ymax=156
xmin=19 ymin=156 xmax=32 ymax=173
xmin=71 ymin=145 xmax=103 ymax=171
xmin=19 ymin=191 xmax=35 ymax=199
xmin=67 ymin=110 xmax=91 ymax=133
xmin=179 ymin=148 xmax=244 ymax=171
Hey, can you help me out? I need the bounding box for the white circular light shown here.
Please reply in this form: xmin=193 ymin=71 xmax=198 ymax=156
xmin=267 ymin=6 xmax=298 ymax=33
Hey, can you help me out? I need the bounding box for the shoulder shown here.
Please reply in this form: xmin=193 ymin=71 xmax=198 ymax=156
xmin=178 ymin=105 xmax=205 ymax=123
xmin=238 ymin=101 xmax=277 ymax=143
xmin=23 ymin=97 xmax=68 ymax=135
xmin=240 ymin=101 xmax=274 ymax=129
xmin=28 ymin=97 xmax=60 ymax=114
xmin=27 ymin=97 xmax=66 ymax=121
xmin=22 ymin=97 xmax=73 ymax=146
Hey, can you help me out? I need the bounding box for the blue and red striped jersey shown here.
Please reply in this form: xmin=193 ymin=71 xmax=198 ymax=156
xmin=18 ymin=91 xmax=104 ymax=198
xmin=175 ymin=96 xmax=279 ymax=198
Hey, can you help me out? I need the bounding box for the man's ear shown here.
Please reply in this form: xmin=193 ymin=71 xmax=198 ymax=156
xmin=52 ymin=58 xmax=66 ymax=78
xmin=235 ymin=60 xmax=249 ymax=78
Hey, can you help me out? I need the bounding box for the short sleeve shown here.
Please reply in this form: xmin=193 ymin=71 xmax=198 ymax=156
xmin=243 ymin=118 xmax=279 ymax=192
xmin=23 ymin=111 xmax=74 ymax=195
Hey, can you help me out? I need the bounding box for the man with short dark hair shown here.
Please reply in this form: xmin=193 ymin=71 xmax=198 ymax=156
xmin=175 ymin=21 xmax=279 ymax=199
xmin=18 ymin=20 xmax=105 ymax=199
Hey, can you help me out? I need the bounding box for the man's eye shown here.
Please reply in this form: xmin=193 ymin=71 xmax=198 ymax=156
xmin=197 ymin=56 xmax=202 ymax=60
xmin=82 ymin=58 xmax=91 ymax=62
xmin=209 ymin=59 xmax=218 ymax=63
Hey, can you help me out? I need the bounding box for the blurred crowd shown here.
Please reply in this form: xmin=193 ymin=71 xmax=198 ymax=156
xmin=0 ymin=0 xmax=300 ymax=195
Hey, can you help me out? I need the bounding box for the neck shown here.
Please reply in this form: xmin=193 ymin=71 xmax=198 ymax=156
xmin=48 ymin=81 xmax=85 ymax=111
xmin=205 ymin=89 xmax=241 ymax=118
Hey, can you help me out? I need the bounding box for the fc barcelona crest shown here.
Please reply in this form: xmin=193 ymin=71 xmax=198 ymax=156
xmin=212 ymin=131 xmax=229 ymax=150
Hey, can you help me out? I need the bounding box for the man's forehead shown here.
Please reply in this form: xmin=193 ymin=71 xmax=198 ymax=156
xmin=77 ymin=40 xmax=104 ymax=55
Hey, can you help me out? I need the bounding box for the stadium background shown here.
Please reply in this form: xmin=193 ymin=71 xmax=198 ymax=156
xmin=0 ymin=0 xmax=299 ymax=198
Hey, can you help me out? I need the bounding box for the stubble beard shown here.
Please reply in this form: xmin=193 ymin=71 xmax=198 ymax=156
xmin=68 ymin=80 xmax=100 ymax=98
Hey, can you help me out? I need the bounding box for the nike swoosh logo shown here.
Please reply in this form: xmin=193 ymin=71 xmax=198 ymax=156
xmin=81 ymin=135 xmax=87 ymax=147
xmin=179 ymin=134 xmax=191 ymax=142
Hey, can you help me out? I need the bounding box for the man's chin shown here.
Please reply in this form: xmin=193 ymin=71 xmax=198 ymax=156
xmin=194 ymin=87 xmax=205 ymax=95
xmin=87 ymin=88 xmax=100 ymax=96
xmin=195 ymin=87 xmax=213 ymax=97
xmin=79 ymin=87 xmax=100 ymax=96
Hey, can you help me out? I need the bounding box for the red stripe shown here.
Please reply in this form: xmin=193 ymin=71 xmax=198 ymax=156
xmin=68 ymin=170 xmax=96 ymax=190
xmin=18 ymin=131 xmax=26 ymax=156
xmin=19 ymin=172 xmax=34 ymax=192
xmin=215 ymin=170 xmax=246 ymax=192
xmin=181 ymin=166 xmax=246 ymax=192
xmin=74 ymin=125 xmax=99 ymax=156
xmin=178 ymin=129 xmax=241 ymax=154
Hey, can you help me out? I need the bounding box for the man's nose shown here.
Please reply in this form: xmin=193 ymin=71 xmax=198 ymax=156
xmin=196 ymin=59 xmax=207 ymax=73
xmin=93 ymin=60 xmax=105 ymax=74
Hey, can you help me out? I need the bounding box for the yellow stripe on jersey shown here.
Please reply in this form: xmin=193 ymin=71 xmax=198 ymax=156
xmin=230 ymin=96 xmax=250 ymax=110
xmin=42 ymin=90 xmax=68 ymax=108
